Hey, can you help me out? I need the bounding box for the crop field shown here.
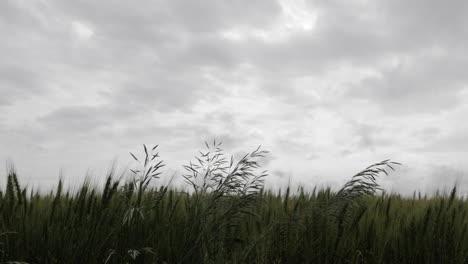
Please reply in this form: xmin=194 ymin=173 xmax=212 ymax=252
xmin=1 ymin=144 xmax=468 ymax=263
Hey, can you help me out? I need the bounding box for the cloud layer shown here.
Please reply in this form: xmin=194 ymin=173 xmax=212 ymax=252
xmin=1 ymin=0 xmax=468 ymax=194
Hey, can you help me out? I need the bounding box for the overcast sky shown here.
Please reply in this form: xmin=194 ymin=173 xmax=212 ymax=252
xmin=1 ymin=0 xmax=468 ymax=194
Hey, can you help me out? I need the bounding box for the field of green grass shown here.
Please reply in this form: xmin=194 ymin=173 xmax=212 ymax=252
xmin=1 ymin=143 xmax=468 ymax=263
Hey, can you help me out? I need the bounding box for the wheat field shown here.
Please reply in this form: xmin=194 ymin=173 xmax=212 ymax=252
xmin=1 ymin=144 xmax=467 ymax=263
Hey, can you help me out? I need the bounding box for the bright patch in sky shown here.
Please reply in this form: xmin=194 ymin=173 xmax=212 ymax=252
xmin=278 ymin=0 xmax=318 ymax=31
xmin=221 ymin=0 xmax=317 ymax=43
xmin=72 ymin=21 xmax=94 ymax=39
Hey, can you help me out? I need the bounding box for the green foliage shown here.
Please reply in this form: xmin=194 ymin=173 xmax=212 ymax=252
xmin=1 ymin=143 xmax=467 ymax=263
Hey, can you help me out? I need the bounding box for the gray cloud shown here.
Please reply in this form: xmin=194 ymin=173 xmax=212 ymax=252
xmin=1 ymin=0 xmax=468 ymax=193
xmin=349 ymin=51 xmax=468 ymax=114
xmin=38 ymin=105 xmax=116 ymax=135
xmin=0 ymin=65 xmax=45 ymax=106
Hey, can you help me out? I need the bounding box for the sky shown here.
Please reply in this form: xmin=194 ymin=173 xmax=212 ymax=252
xmin=1 ymin=0 xmax=468 ymax=194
